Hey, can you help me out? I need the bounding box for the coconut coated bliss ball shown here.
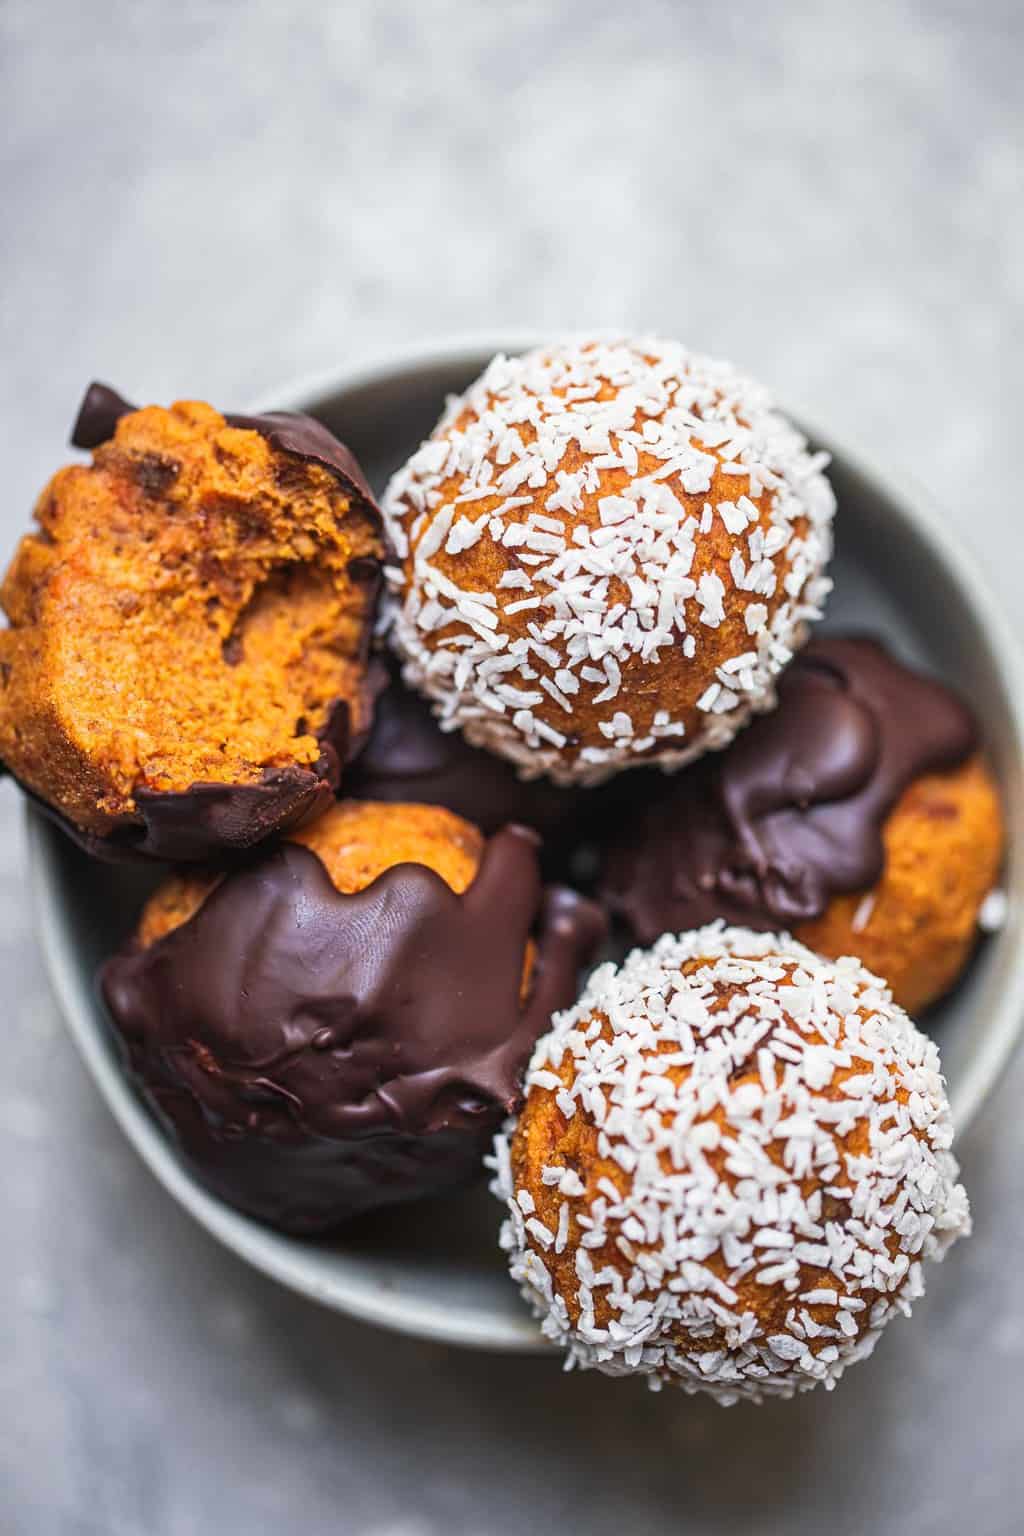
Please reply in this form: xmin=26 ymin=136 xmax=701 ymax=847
xmin=494 ymin=926 xmax=969 ymax=1402
xmin=383 ymin=338 xmax=835 ymax=785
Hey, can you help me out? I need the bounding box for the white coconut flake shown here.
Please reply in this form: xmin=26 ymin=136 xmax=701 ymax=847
xmin=492 ymin=925 xmax=969 ymax=1404
xmin=978 ymin=889 xmax=1008 ymax=932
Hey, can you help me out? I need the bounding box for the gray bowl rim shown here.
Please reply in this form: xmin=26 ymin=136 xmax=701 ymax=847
xmin=28 ymin=329 xmax=1024 ymax=1351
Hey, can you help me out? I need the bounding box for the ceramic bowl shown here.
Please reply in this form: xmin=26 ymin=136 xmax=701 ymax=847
xmin=28 ymin=335 xmax=1024 ymax=1351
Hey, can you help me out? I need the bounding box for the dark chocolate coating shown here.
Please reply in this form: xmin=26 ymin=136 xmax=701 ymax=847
xmin=600 ymin=636 xmax=978 ymax=941
xmin=12 ymin=689 xmax=379 ymax=866
xmin=69 ymin=382 xmax=135 ymax=448
xmin=7 ymin=384 xmax=385 ymax=864
xmin=346 ymin=661 xmax=582 ymax=839
xmin=18 ymin=762 xmax=336 ymax=866
xmin=100 ymin=828 xmax=607 ymax=1232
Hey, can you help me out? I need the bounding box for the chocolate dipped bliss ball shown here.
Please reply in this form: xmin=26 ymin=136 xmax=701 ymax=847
xmin=0 ymin=384 xmax=383 ymax=862
xmin=383 ymin=338 xmax=835 ymax=786
xmin=102 ymin=801 xmax=606 ymax=1233
xmin=600 ymin=637 xmax=1005 ymax=1014
xmin=495 ymin=926 xmax=969 ymax=1402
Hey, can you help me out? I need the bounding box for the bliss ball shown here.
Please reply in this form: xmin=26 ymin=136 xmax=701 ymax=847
xmin=797 ymin=756 xmax=1003 ymax=1014
xmin=103 ymin=800 xmax=607 ymax=1234
xmin=494 ymin=925 xmax=969 ymax=1403
xmin=383 ymin=339 xmax=835 ymax=786
xmin=599 ymin=636 xmax=1005 ymax=1014
xmin=0 ymin=383 xmax=383 ymax=862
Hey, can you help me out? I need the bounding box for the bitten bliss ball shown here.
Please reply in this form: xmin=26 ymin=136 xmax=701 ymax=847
xmin=494 ymin=926 xmax=969 ymax=1402
xmin=384 ymin=338 xmax=835 ymax=785
xmin=0 ymin=384 xmax=383 ymax=861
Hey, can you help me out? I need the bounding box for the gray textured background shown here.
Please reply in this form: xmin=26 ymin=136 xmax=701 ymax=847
xmin=2 ymin=3 xmax=1022 ymax=1533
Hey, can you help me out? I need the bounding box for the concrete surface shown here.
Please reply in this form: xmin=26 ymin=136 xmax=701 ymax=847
xmin=1 ymin=3 xmax=1022 ymax=1533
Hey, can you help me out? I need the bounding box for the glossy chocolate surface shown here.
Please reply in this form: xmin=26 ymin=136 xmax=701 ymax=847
xmin=101 ymin=828 xmax=606 ymax=1231
xmin=601 ymin=636 xmax=978 ymax=940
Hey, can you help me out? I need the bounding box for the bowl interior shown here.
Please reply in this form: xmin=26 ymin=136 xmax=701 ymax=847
xmin=30 ymin=343 xmax=1024 ymax=1351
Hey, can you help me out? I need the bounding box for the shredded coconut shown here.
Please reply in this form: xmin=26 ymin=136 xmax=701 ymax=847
xmin=491 ymin=924 xmax=969 ymax=1403
xmin=383 ymin=339 xmax=835 ymax=786
xmin=851 ymin=892 xmax=877 ymax=934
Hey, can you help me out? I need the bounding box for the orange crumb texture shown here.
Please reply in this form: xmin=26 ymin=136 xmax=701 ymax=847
xmin=797 ymin=756 xmax=1004 ymax=1014
xmin=0 ymin=400 xmax=382 ymax=832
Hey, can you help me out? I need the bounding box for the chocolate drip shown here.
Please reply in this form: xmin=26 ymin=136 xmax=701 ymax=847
xmin=101 ymin=829 xmax=607 ymax=1231
xmin=601 ymin=636 xmax=978 ymax=940
xmin=346 ymin=661 xmax=582 ymax=839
